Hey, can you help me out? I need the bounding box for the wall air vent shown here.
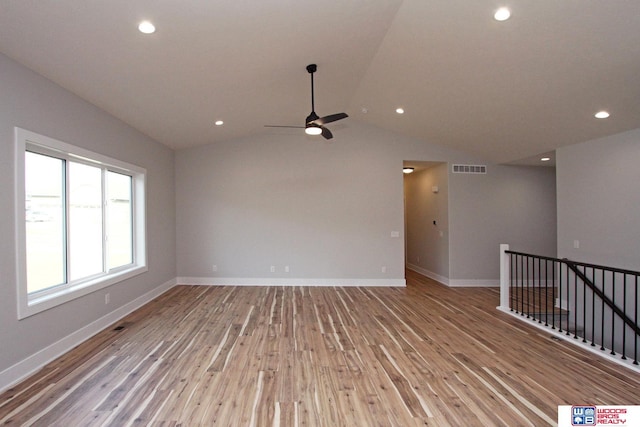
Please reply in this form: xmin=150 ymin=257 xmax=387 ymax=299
xmin=452 ymin=164 xmax=487 ymax=174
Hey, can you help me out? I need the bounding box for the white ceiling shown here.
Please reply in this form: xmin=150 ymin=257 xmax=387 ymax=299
xmin=1 ymin=0 xmax=639 ymax=164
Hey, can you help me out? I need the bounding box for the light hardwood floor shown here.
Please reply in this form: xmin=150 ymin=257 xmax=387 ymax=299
xmin=1 ymin=270 xmax=639 ymax=426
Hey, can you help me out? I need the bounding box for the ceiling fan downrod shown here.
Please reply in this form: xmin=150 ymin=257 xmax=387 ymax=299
xmin=306 ymin=64 xmax=319 ymax=124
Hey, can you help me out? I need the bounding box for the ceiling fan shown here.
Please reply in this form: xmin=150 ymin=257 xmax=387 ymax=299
xmin=265 ymin=64 xmax=348 ymax=140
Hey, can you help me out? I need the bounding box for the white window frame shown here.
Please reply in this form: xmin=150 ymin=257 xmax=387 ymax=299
xmin=15 ymin=127 xmax=147 ymax=319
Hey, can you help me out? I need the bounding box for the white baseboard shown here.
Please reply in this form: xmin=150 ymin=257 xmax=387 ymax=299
xmin=0 ymin=278 xmax=177 ymax=393
xmin=448 ymin=279 xmax=499 ymax=287
xmin=406 ymin=264 xmax=499 ymax=287
xmin=177 ymin=277 xmax=406 ymax=287
xmin=406 ymin=264 xmax=449 ymax=286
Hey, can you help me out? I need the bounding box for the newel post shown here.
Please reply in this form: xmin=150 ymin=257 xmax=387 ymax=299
xmin=499 ymin=244 xmax=510 ymax=310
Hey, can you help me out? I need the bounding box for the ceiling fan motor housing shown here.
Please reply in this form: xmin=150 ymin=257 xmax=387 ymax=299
xmin=305 ymin=111 xmax=319 ymax=124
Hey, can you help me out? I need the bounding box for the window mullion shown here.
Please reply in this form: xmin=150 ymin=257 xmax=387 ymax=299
xmin=64 ymin=158 xmax=71 ymax=287
xmin=102 ymin=168 xmax=108 ymax=274
xmin=130 ymin=175 xmax=136 ymax=265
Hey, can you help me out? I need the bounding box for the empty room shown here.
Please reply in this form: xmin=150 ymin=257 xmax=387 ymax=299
xmin=1 ymin=1 xmax=640 ymax=426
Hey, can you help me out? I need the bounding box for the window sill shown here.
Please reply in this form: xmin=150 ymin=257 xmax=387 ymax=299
xmin=18 ymin=265 xmax=148 ymax=319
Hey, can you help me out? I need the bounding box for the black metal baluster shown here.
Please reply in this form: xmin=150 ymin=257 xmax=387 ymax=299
xmin=611 ymin=272 xmax=616 ymax=355
xmin=519 ymin=254 xmax=524 ymax=316
xmin=525 ymin=256 xmax=531 ymax=319
xmin=552 ymin=259 xmax=557 ymax=330
xmin=635 ymin=275 xmax=638 ymax=365
xmin=529 ymin=257 xmax=537 ymax=320
xmin=544 ymin=259 xmax=549 ymax=327
xmin=529 ymin=255 xmax=533 ymax=318
xmin=536 ymin=256 xmax=541 ymax=323
xmin=565 ymin=263 xmax=570 ymax=335
xmin=622 ymin=275 xmax=627 ymax=360
xmin=516 ymin=255 xmax=524 ymax=316
xmin=600 ymin=269 xmax=606 ymax=351
xmin=510 ymin=253 xmax=515 ymax=312
xmin=591 ymin=267 xmax=596 ymax=347
xmin=581 ymin=266 xmax=587 ymax=342
xmin=574 ymin=269 xmax=578 ymax=339
xmin=558 ymin=262 xmax=564 ymax=333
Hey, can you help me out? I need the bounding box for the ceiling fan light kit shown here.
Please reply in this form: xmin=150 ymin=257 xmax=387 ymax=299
xmin=305 ymin=124 xmax=322 ymax=135
xmin=265 ymin=64 xmax=348 ymax=140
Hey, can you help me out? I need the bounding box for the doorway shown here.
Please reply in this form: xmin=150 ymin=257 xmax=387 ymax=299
xmin=403 ymin=161 xmax=450 ymax=284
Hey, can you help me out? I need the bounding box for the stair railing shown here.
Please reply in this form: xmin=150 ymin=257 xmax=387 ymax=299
xmin=499 ymin=244 xmax=639 ymax=366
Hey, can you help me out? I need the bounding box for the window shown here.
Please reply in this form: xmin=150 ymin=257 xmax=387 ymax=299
xmin=16 ymin=128 xmax=147 ymax=319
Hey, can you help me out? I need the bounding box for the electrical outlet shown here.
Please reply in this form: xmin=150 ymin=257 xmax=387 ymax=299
xmin=105 ymin=293 xmax=110 ymax=305
xmin=270 ymin=265 xmax=276 ymax=273
xmin=573 ymin=240 xmax=580 ymax=249
xmin=212 ymin=264 xmax=218 ymax=272
xmin=285 ymin=265 xmax=290 ymax=273
xmin=381 ymin=266 xmax=386 ymax=273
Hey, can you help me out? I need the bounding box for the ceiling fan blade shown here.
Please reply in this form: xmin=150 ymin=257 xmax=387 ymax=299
xmin=313 ymin=112 xmax=348 ymax=126
xmin=321 ymin=126 xmax=333 ymax=140
xmin=264 ymin=125 xmax=305 ymax=129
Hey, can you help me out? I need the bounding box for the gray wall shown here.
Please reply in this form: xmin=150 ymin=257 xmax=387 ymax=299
xmin=176 ymin=124 xmax=558 ymax=287
xmin=404 ymin=163 xmax=450 ymax=279
xmin=175 ymin=122 xmax=469 ymax=283
xmin=448 ymin=165 xmax=557 ymax=283
xmin=557 ymin=129 xmax=640 ymax=270
xmin=0 ymin=53 xmax=176 ymax=372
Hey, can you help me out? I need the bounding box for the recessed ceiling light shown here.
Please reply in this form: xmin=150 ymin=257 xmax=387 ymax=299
xmin=594 ymin=111 xmax=610 ymax=119
xmin=396 ymin=108 xmax=405 ymax=114
xmin=215 ymin=120 xmax=224 ymax=126
xmin=403 ymin=167 xmax=415 ymax=174
xmin=494 ymin=7 xmax=511 ymax=21
xmin=138 ymin=20 xmax=156 ymax=34
xmin=541 ymin=157 xmax=551 ymax=162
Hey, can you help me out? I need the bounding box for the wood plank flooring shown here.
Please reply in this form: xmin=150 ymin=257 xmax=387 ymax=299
xmin=2 ymin=270 xmax=639 ymax=426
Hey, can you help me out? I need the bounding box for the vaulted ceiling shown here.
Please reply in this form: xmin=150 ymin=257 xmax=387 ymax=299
xmin=1 ymin=1 xmax=639 ymax=163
